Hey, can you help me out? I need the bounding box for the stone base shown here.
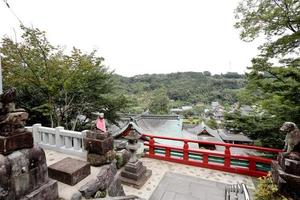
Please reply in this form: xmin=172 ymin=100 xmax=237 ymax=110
xmin=85 ymin=130 xmax=109 ymax=140
xmin=20 ymin=179 xmax=58 ymax=200
xmin=120 ymin=169 xmax=152 ymax=189
xmin=84 ymin=136 xmax=113 ymax=155
xmin=0 ymin=147 xmax=50 ymax=200
xmin=87 ymin=150 xmax=115 ymax=166
xmin=121 ymin=166 xmax=146 ymax=181
xmin=272 ymin=161 xmax=300 ymax=199
xmin=48 ymin=157 xmax=90 ymax=186
xmin=0 ymin=131 xmax=33 ymax=155
xmin=120 ymin=161 xmax=152 ymax=189
xmin=278 ymin=153 xmax=300 ymax=175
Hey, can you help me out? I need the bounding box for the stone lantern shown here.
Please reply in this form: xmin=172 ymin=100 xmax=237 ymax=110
xmin=125 ymin=130 xmax=141 ymax=163
xmin=120 ymin=129 xmax=152 ymax=188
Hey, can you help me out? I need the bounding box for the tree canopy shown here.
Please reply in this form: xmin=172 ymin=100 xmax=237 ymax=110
xmin=0 ymin=26 xmax=128 ymax=130
xmin=227 ymin=0 xmax=300 ymax=148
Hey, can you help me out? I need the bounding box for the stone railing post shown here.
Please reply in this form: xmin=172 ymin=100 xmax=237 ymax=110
xmin=55 ymin=126 xmax=64 ymax=148
xmin=32 ymin=123 xmax=42 ymax=145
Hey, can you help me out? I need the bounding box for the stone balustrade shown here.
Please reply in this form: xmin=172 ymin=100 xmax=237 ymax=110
xmin=28 ymin=124 xmax=87 ymax=157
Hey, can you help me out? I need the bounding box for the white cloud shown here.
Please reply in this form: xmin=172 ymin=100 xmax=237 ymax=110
xmin=0 ymin=0 xmax=262 ymax=76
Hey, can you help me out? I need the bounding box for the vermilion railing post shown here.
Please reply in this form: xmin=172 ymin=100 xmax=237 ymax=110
xmin=249 ymin=158 xmax=256 ymax=172
xmin=166 ymin=147 xmax=171 ymax=158
xmin=203 ymin=153 xmax=208 ymax=165
xmin=183 ymin=140 xmax=189 ymax=161
xmin=224 ymin=145 xmax=231 ymax=168
xmin=149 ymin=136 xmax=155 ymax=156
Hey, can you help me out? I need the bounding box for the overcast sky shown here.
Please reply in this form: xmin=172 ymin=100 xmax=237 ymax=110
xmin=0 ymin=0 xmax=261 ymax=77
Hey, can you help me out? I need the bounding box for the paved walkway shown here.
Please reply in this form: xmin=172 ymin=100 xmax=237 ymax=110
xmin=45 ymin=149 xmax=255 ymax=200
xmin=149 ymin=172 xmax=251 ymax=200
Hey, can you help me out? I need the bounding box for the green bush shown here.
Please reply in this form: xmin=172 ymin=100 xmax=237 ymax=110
xmin=255 ymin=173 xmax=288 ymax=200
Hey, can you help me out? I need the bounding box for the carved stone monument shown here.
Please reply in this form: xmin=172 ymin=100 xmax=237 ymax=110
xmin=0 ymin=88 xmax=58 ymax=200
xmin=272 ymin=122 xmax=300 ymax=199
xmin=120 ymin=130 xmax=152 ymax=189
xmin=84 ymin=113 xmax=115 ymax=166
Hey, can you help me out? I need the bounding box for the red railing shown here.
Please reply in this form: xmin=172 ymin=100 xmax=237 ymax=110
xmin=143 ymin=134 xmax=283 ymax=177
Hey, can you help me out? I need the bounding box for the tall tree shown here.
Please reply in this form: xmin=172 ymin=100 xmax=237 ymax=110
xmin=0 ymin=26 xmax=128 ymax=130
xmin=228 ymin=0 xmax=300 ymax=148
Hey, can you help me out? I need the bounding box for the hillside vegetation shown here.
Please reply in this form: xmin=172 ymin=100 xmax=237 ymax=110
xmin=114 ymin=72 xmax=245 ymax=113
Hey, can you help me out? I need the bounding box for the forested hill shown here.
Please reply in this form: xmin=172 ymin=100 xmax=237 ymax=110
xmin=114 ymin=71 xmax=246 ymax=111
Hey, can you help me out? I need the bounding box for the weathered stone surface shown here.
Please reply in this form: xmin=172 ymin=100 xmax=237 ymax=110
xmin=86 ymin=130 xmax=109 ymax=140
xmin=0 ymin=147 xmax=49 ymax=199
xmin=0 ymin=131 xmax=33 ymax=155
xmin=272 ymin=161 xmax=300 ymax=199
xmin=278 ymin=153 xmax=300 ymax=175
xmin=121 ymin=166 xmax=146 ymax=181
xmin=20 ymin=179 xmax=58 ymax=200
xmin=93 ymin=195 xmax=142 ymax=200
xmin=124 ymin=161 xmax=143 ymax=174
xmin=116 ymin=149 xmax=131 ymax=169
xmin=84 ymin=136 xmax=114 ymax=155
xmin=120 ymin=169 xmax=152 ymax=189
xmin=87 ymin=150 xmax=115 ymax=166
xmin=48 ymin=157 xmax=90 ymax=186
xmin=115 ymin=141 xmax=127 ymax=150
xmin=79 ymin=162 xmax=116 ymax=198
xmin=71 ymin=191 xmax=82 ymax=200
xmin=79 ymin=162 xmax=125 ymax=199
xmin=79 ymin=178 xmax=103 ymax=199
xmin=108 ymin=176 xmax=125 ymax=197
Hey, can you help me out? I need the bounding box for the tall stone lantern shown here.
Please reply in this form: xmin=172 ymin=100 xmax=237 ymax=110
xmin=120 ymin=129 xmax=152 ymax=189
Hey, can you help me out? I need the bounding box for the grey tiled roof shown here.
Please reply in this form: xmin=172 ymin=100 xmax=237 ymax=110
xmin=218 ymin=129 xmax=253 ymax=142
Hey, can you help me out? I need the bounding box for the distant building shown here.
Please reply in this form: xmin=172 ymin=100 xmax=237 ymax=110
xmin=109 ymin=114 xmax=198 ymax=149
xmin=217 ymin=129 xmax=253 ymax=145
xmin=183 ymin=121 xmax=224 ymax=150
xmin=210 ymin=101 xmax=225 ymax=124
xmin=170 ymin=105 xmax=193 ymax=114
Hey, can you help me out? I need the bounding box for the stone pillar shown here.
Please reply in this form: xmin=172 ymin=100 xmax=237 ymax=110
xmin=55 ymin=126 xmax=64 ymax=148
xmin=32 ymin=123 xmax=42 ymax=145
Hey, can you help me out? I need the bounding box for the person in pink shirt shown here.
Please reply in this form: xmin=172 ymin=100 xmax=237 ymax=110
xmin=96 ymin=112 xmax=106 ymax=132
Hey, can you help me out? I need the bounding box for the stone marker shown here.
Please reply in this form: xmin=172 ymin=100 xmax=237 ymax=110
xmin=48 ymin=157 xmax=91 ymax=186
xmin=0 ymin=88 xmax=58 ymax=200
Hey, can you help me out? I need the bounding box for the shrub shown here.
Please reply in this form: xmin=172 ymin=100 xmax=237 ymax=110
xmin=254 ymin=173 xmax=288 ymax=200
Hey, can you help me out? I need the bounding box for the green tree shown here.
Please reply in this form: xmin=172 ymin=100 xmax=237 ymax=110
xmin=235 ymin=0 xmax=300 ymax=62
xmin=149 ymin=90 xmax=170 ymax=114
xmin=228 ymin=0 xmax=300 ymax=148
xmin=0 ymin=26 xmax=128 ymax=130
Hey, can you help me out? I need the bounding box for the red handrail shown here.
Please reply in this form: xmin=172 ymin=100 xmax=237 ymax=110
xmin=142 ymin=133 xmax=282 ymax=177
xmin=143 ymin=133 xmax=283 ymax=153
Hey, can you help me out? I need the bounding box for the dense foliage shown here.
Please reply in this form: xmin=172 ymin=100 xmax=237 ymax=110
xmin=115 ymin=72 xmax=245 ymax=114
xmin=225 ymin=0 xmax=300 ymax=148
xmin=0 ymin=26 xmax=128 ymax=130
xmin=255 ymin=173 xmax=288 ymax=200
